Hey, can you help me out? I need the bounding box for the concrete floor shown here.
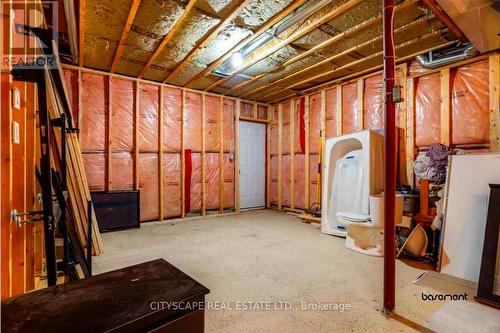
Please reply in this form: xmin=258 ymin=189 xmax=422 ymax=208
xmin=93 ymin=209 xmax=488 ymax=333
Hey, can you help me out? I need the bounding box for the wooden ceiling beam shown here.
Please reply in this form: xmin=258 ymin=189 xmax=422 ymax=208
xmin=240 ymin=13 xmax=433 ymax=99
xmin=109 ymin=0 xmax=142 ymax=73
xmin=79 ymin=0 xmax=86 ymax=66
xmin=204 ymin=0 xmax=363 ymax=92
xmin=261 ymin=28 xmax=450 ymax=100
xmin=232 ymin=0 xmax=418 ymax=96
xmin=162 ymin=0 xmax=252 ymax=84
xmin=183 ymin=0 xmax=307 ymax=88
xmin=137 ymin=0 xmax=197 ymax=78
xmin=267 ymin=40 xmax=457 ymax=104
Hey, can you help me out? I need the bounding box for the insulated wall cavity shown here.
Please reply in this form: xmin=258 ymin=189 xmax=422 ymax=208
xmin=281 ymin=101 xmax=291 ymax=154
xmin=189 ymin=153 xmax=202 ymax=213
xmin=270 ymin=156 xmax=278 ymax=206
xmin=451 ymin=60 xmax=489 ymax=145
xmin=81 ymin=73 xmax=107 ymax=152
xmin=309 ymin=93 xmax=321 ymax=154
xmin=138 ymin=84 xmax=159 ymax=153
xmin=415 ymin=73 xmax=441 ymax=147
xmin=83 ymin=153 xmax=106 ymax=191
xmin=163 ymin=153 xmax=181 ymax=218
xmin=139 ymin=153 xmax=159 ymax=222
xmin=111 ymin=152 xmax=134 ymax=190
xmin=294 ymin=98 xmax=305 ymax=154
xmin=184 ymin=92 xmax=202 ymax=152
xmin=294 ymin=154 xmax=305 ymax=209
xmin=363 ymin=74 xmax=383 ymax=130
xmin=205 ymin=96 xmax=221 ymax=153
xmin=111 ymin=78 xmax=134 ymax=152
xmin=342 ymin=82 xmax=358 ymax=134
xmin=282 ymin=155 xmax=291 ymax=207
xmin=162 ymin=87 xmax=182 ymax=152
xmin=325 ymin=88 xmax=337 ymax=138
xmin=223 ymin=98 xmax=235 ymax=152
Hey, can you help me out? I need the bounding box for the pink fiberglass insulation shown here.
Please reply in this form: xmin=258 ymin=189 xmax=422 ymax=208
xmin=241 ymin=102 xmax=253 ymax=118
xmin=309 ymin=154 xmax=320 ymax=208
xmin=325 ymin=88 xmax=337 ymax=138
xmin=184 ymin=92 xmax=202 ymax=152
xmin=363 ymin=73 xmax=384 ymax=130
xmin=451 ymin=60 xmax=489 ymax=145
xmin=223 ymin=98 xmax=235 ymax=153
xmin=162 ymin=87 xmax=182 ymax=152
xmin=309 ymin=93 xmax=321 ymax=154
xmin=163 ymin=153 xmax=181 ymax=218
xmin=111 ymin=152 xmax=134 ymax=190
xmin=269 ymin=123 xmax=278 ymax=156
xmin=257 ymin=105 xmax=267 ymax=120
xmin=223 ymin=154 xmax=235 ymax=209
xmin=81 ymin=73 xmax=107 ymax=152
xmin=282 ymin=155 xmax=291 ymax=207
xmin=139 ymin=153 xmax=159 ymax=221
xmin=138 ymin=84 xmax=159 ymax=153
xmin=415 ymin=73 xmax=441 ymax=147
xmin=269 ymin=156 xmax=278 ymax=205
xmin=111 ymin=78 xmax=134 ymax=152
xmin=205 ymin=153 xmax=220 ymax=210
xmin=190 ymin=153 xmax=202 ymax=212
xmin=83 ymin=153 xmax=105 ymax=191
xmin=205 ymin=95 xmax=221 ymax=153
xmin=293 ymin=99 xmax=304 ymax=153
xmin=281 ymin=101 xmax=291 ymax=154
xmin=342 ymin=82 xmax=358 ymax=134
xmin=270 ymin=156 xmax=278 ymax=205
xmin=63 ymin=69 xmax=79 ymax=125
xmin=294 ymin=154 xmax=305 ymax=209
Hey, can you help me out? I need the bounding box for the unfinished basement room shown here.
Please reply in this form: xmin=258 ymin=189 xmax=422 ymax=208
xmin=1 ymin=0 xmax=500 ymax=332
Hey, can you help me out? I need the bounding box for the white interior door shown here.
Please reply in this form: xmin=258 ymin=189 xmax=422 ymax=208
xmin=239 ymin=121 xmax=266 ymax=209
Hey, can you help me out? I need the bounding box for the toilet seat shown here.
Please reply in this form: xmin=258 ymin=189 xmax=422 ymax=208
xmin=337 ymin=211 xmax=370 ymax=222
xmin=336 ymin=211 xmax=376 ymax=228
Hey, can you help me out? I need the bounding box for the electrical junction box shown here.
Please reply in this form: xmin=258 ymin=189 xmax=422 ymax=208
xmin=12 ymin=121 xmax=20 ymax=144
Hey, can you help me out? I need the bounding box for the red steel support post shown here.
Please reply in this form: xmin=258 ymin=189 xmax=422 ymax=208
xmin=383 ymin=0 xmax=396 ymax=312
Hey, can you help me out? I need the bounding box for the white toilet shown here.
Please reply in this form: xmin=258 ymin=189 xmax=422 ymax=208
xmin=337 ymin=194 xmax=404 ymax=257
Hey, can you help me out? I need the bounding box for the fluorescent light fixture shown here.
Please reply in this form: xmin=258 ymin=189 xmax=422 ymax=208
xmin=230 ymin=52 xmax=244 ymax=68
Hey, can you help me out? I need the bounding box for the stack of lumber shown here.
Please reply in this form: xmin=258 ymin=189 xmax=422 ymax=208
xmin=44 ymin=47 xmax=103 ymax=255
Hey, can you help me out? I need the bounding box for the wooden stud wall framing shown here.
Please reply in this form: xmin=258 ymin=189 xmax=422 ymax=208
xmin=290 ymin=100 xmax=295 ymax=210
xmin=357 ymin=79 xmax=364 ymax=131
xmin=235 ymin=100 xmax=241 ymax=212
xmin=336 ymin=86 xmax=343 ymax=135
xmin=134 ymin=81 xmax=140 ymax=190
xmin=107 ymin=77 xmax=112 ymax=190
xmin=490 ymin=54 xmax=500 ymax=152
xmin=180 ymin=90 xmax=186 ymax=218
xmin=159 ymin=86 xmax=164 ymax=221
xmin=219 ymin=97 xmax=224 ymax=214
xmin=201 ymin=94 xmax=206 ymax=216
xmin=277 ymin=103 xmax=283 ymax=210
xmin=304 ymin=96 xmax=310 ymax=209
xmin=440 ymin=68 xmax=451 ymax=146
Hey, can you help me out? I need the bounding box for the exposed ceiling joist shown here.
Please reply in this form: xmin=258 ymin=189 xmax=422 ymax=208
xmin=241 ymin=12 xmax=434 ymax=99
xmin=79 ymin=0 xmax=86 ymax=66
xmin=269 ymin=39 xmax=457 ymax=103
xmin=162 ymin=0 xmax=252 ymax=84
xmin=184 ymin=0 xmax=307 ymax=88
xmin=233 ymin=0 xmax=418 ymax=96
xmin=109 ymin=0 xmax=142 ymax=73
xmin=204 ymin=0 xmax=363 ymax=92
xmin=137 ymin=0 xmax=197 ymax=78
xmin=262 ymin=28 xmax=450 ymax=100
